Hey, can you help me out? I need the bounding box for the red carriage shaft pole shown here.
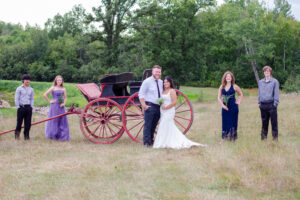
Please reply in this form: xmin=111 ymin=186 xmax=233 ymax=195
xmin=0 ymin=105 xmax=81 ymax=136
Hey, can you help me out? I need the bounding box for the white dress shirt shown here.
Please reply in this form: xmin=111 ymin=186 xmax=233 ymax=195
xmin=139 ymin=76 xmax=163 ymax=105
xmin=15 ymin=84 xmax=34 ymax=108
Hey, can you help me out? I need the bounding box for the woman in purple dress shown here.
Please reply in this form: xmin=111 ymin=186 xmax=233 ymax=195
xmin=43 ymin=75 xmax=70 ymax=141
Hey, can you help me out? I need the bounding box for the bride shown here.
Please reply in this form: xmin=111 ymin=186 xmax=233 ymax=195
xmin=153 ymin=76 xmax=207 ymax=149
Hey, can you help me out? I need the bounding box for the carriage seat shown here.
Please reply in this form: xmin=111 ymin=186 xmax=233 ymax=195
xmin=100 ymin=72 xmax=134 ymax=97
xmin=128 ymin=69 xmax=152 ymax=95
xmin=128 ymin=81 xmax=141 ymax=95
xmin=76 ymin=83 xmax=101 ymax=102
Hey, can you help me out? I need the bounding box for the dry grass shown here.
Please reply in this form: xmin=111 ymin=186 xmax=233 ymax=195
xmin=0 ymin=91 xmax=300 ymax=200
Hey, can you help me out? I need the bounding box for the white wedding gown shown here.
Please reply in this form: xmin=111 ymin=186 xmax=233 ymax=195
xmin=153 ymin=91 xmax=207 ymax=149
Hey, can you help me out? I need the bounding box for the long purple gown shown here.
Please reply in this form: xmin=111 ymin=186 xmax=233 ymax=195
xmin=45 ymin=90 xmax=70 ymax=141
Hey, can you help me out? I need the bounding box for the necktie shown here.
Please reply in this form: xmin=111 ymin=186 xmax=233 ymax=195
xmin=155 ymin=80 xmax=161 ymax=98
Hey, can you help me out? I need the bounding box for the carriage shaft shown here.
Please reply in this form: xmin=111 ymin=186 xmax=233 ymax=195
xmin=0 ymin=109 xmax=81 ymax=136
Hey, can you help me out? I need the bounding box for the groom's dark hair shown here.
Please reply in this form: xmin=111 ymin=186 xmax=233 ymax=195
xmin=163 ymin=76 xmax=174 ymax=90
xmin=22 ymin=74 xmax=31 ymax=83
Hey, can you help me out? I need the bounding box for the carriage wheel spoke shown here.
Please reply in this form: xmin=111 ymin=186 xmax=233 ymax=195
xmin=106 ymin=106 xmax=118 ymax=116
xmin=109 ymin=113 xmax=121 ymax=121
xmin=126 ymin=108 xmax=142 ymax=116
xmin=175 ymin=115 xmax=190 ymax=121
xmin=134 ymin=123 xmax=144 ymax=138
xmin=104 ymin=101 xmax=109 ymax=114
xmin=174 ymin=118 xmax=187 ymax=129
xmin=110 ymin=121 xmax=123 ymax=129
xmin=85 ymin=120 xmax=100 ymax=127
xmin=100 ymin=125 xmax=106 ymax=138
xmin=176 ymin=100 xmax=187 ymax=110
xmin=83 ymin=112 xmax=98 ymax=119
xmin=110 ymin=107 xmax=121 ymax=116
xmin=126 ymin=116 xmax=144 ymax=121
xmin=128 ymin=120 xmax=144 ymax=131
xmin=96 ymin=125 xmax=102 ymax=138
xmin=107 ymin=124 xmax=118 ymax=137
xmin=89 ymin=110 xmax=100 ymax=117
xmin=85 ymin=118 xmax=94 ymax=123
xmin=90 ymin=106 xmax=101 ymax=116
xmin=96 ymin=102 xmax=102 ymax=115
xmin=103 ymin=125 xmax=109 ymax=139
xmin=108 ymin=110 xmax=121 ymax=119
xmin=175 ymin=109 xmax=191 ymax=114
xmin=91 ymin=124 xmax=101 ymax=136
xmin=130 ymin=99 xmax=142 ymax=113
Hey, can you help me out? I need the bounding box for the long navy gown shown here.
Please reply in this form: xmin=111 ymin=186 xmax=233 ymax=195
xmin=221 ymin=85 xmax=239 ymax=140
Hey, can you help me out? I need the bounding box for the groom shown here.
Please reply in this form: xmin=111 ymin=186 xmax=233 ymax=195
xmin=139 ymin=65 xmax=163 ymax=147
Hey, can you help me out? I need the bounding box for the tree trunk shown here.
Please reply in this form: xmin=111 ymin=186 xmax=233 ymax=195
xmin=250 ymin=61 xmax=260 ymax=85
xmin=244 ymin=41 xmax=260 ymax=85
xmin=283 ymin=41 xmax=286 ymax=70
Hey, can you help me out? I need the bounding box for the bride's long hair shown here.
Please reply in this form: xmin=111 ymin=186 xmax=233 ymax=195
xmin=163 ymin=76 xmax=174 ymax=90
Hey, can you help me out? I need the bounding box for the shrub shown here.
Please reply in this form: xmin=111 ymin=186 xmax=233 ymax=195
xmin=283 ymin=74 xmax=300 ymax=93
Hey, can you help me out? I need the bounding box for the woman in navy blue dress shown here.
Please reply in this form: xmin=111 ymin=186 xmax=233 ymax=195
xmin=218 ymin=71 xmax=243 ymax=141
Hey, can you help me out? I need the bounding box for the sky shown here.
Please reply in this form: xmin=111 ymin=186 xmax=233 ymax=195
xmin=0 ymin=0 xmax=299 ymax=27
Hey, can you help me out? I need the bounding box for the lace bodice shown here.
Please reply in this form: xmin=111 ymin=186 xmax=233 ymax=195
xmin=162 ymin=91 xmax=172 ymax=106
xmin=161 ymin=90 xmax=175 ymax=115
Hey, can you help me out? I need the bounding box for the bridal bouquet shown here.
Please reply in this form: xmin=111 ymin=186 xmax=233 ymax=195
xmin=58 ymin=95 xmax=64 ymax=104
xmin=222 ymin=94 xmax=235 ymax=106
xmin=157 ymin=98 xmax=164 ymax=106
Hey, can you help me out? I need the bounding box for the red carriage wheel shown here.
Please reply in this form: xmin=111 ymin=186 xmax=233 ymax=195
xmin=122 ymin=92 xmax=144 ymax=143
xmin=174 ymin=89 xmax=194 ymax=135
xmin=80 ymin=98 xmax=124 ymax=144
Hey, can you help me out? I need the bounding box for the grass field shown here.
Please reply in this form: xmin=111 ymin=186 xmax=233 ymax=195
xmin=0 ymin=82 xmax=299 ymax=200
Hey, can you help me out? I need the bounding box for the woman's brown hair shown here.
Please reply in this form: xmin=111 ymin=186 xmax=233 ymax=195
xmin=221 ymin=71 xmax=235 ymax=89
xmin=53 ymin=75 xmax=64 ymax=87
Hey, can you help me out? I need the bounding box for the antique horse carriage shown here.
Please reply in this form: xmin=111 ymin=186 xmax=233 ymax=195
xmin=0 ymin=70 xmax=194 ymax=144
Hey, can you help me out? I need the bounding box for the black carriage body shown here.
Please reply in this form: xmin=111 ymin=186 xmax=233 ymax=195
xmin=76 ymin=70 xmax=153 ymax=106
xmin=99 ymin=72 xmax=140 ymax=105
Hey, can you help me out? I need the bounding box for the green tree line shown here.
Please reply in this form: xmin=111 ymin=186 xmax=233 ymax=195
xmin=0 ymin=0 xmax=299 ymax=90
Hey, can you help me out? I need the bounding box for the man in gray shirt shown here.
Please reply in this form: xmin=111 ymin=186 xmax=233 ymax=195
xmin=258 ymin=66 xmax=279 ymax=140
xmin=14 ymin=74 xmax=34 ymax=140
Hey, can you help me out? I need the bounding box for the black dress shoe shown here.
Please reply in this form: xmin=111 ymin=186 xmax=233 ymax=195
xmin=144 ymin=143 xmax=150 ymax=148
xmin=15 ymin=131 xmax=20 ymax=140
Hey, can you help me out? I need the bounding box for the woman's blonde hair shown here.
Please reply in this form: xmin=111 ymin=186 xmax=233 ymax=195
xmin=221 ymin=71 xmax=235 ymax=89
xmin=53 ymin=75 xmax=64 ymax=87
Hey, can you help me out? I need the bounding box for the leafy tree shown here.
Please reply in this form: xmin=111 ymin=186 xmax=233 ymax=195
xmin=273 ymin=0 xmax=292 ymax=20
xmin=45 ymin=5 xmax=88 ymax=39
xmin=130 ymin=0 xmax=214 ymax=83
xmin=86 ymin=0 xmax=138 ymax=68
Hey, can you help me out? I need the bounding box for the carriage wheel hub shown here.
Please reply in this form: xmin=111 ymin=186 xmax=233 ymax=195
xmin=100 ymin=119 xmax=106 ymax=124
